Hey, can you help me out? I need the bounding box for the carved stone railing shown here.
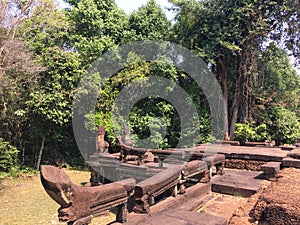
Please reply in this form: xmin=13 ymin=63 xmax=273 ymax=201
xmin=178 ymin=160 xmax=209 ymax=194
xmin=188 ymin=151 xmax=226 ymax=177
xmin=40 ymin=166 xmax=135 ymax=225
xmin=133 ymin=165 xmax=183 ymax=213
xmin=150 ymin=149 xmax=186 ymax=168
xmin=116 ymin=136 xmax=148 ymax=165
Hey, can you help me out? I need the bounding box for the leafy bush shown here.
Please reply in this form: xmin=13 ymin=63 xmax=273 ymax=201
xmin=233 ymin=122 xmax=269 ymax=145
xmin=263 ymin=107 xmax=300 ymax=145
xmin=0 ymin=138 xmax=19 ymax=173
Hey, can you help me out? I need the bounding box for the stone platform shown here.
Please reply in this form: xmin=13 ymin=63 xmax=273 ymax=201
xmin=89 ymin=144 xmax=300 ymax=225
xmin=198 ymin=144 xmax=288 ymax=162
xmin=211 ymin=169 xmax=265 ymax=197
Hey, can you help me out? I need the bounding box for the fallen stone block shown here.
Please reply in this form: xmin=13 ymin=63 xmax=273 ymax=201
xmin=261 ymin=162 xmax=282 ymax=179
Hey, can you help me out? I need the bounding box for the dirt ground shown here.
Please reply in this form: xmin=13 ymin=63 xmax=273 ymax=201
xmin=198 ymin=193 xmax=249 ymax=220
xmin=229 ymin=168 xmax=300 ymax=225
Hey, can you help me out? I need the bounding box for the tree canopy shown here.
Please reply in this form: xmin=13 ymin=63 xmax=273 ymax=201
xmin=0 ymin=0 xmax=299 ymax=172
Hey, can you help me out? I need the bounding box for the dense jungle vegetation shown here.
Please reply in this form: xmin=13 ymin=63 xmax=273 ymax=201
xmin=0 ymin=0 xmax=299 ymax=176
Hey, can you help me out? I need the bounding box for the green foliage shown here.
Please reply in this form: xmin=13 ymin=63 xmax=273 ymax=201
xmin=129 ymin=98 xmax=175 ymax=149
xmin=67 ymin=0 xmax=130 ymax=64
xmin=18 ymin=0 xmax=69 ymax=53
xmin=129 ymin=0 xmax=171 ymax=41
xmin=255 ymin=43 xmax=300 ymax=112
xmin=0 ymin=138 xmax=19 ymax=173
xmin=235 ymin=108 xmax=300 ymax=145
xmin=233 ymin=123 xmax=269 ymax=145
xmin=171 ymin=0 xmax=300 ymax=136
xmin=263 ymin=107 xmax=300 ymax=145
xmin=197 ymin=111 xmax=214 ymax=144
xmin=1 ymin=0 xmax=299 ymax=171
xmin=26 ymin=47 xmax=82 ymax=126
xmin=85 ymin=111 xmax=121 ymax=147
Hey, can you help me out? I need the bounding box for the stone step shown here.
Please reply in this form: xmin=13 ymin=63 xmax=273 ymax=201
xmin=211 ymin=169 xmax=264 ymax=197
xmin=138 ymin=211 xmax=227 ymax=225
xmin=149 ymin=182 xmax=210 ymax=215
xmin=280 ymin=145 xmax=297 ymax=151
xmin=120 ymin=183 xmax=212 ymax=225
xmin=283 ymin=157 xmax=300 ymax=168
xmin=287 ymin=149 xmax=300 ymax=160
xmin=175 ymin=194 xmax=215 ymax=212
xmin=215 ymin=140 xmax=240 ymax=146
xmin=261 ymin=161 xmax=282 ymax=179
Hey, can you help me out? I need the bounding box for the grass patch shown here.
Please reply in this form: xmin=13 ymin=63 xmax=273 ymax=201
xmin=0 ymin=169 xmax=115 ymax=225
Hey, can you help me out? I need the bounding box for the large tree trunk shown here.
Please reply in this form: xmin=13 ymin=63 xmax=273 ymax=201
xmin=229 ymin=46 xmax=247 ymax=140
xmin=217 ymin=57 xmax=229 ymax=139
xmin=36 ymin=135 xmax=45 ymax=170
xmin=229 ymin=42 xmax=257 ymax=139
xmin=230 ymin=97 xmax=240 ymax=140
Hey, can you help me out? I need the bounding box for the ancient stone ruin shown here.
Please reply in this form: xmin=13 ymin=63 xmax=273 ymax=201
xmin=40 ymin=126 xmax=300 ymax=225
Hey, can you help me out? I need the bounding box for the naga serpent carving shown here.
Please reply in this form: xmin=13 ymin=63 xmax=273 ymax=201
xmin=40 ymin=165 xmax=135 ymax=225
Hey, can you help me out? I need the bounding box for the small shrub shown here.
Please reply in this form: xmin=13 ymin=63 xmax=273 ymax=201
xmin=263 ymin=107 xmax=300 ymax=145
xmin=233 ymin=122 xmax=270 ymax=145
xmin=0 ymin=138 xmax=19 ymax=173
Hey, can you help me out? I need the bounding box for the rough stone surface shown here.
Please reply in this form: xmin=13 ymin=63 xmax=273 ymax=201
xmin=225 ymin=159 xmax=246 ymax=170
xmin=225 ymin=159 xmax=265 ymax=171
xmin=245 ymin=160 xmax=265 ymax=171
xmin=116 ymin=182 xmax=211 ymax=225
xmin=215 ymin=140 xmax=240 ymax=146
xmin=280 ymin=145 xmax=297 ymax=151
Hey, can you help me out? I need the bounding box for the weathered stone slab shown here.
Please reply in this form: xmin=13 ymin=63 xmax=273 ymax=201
xmin=149 ymin=183 xmax=210 ymax=215
xmin=118 ymin=183 xmax=211 ymax=225
xmin=280 ymin=145 xmax=296 ymax=151
xmin=261 ymin=162 xmax=281 ymax=179
xmin=175 ymin=194 xmax=215 ymax=212
xmin=215 ymin=140 xmax=240 ymax=146
xmin=225 ymin=153 xmax=283 ymax=162
xmin=197 ymin=145 xmax=287 ymax=162
xmin=287 ymin=149 xmax=300 ymax=159
xmin=283 ymin=157 xmax=300 ymax=168
xmin=139 ymin=211 xmax=227 ymax=225
xmin=211 ymin=169 xmax=264 ymax=197
xmin=244 ymin=141 xmax=270 ymax=147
